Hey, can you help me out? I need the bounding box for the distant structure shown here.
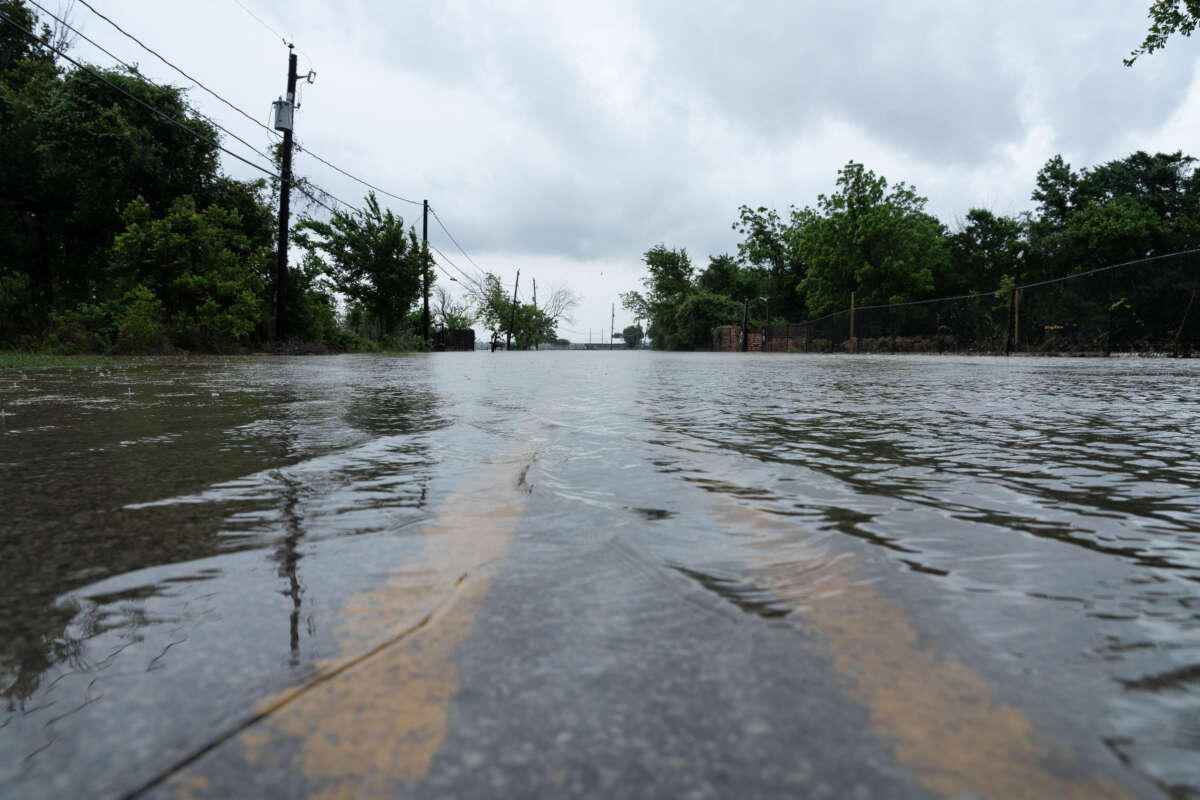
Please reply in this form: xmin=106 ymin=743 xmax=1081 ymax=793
xmin=714 ymin=325 xmax=761 ymax=352
xmin=434 ymin=329 xmax=475 ymax=351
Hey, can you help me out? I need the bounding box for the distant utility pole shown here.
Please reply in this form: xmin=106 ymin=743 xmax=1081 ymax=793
xmin=610 ymin=303 xmax=615 ymax=350
xmin=422 ymin=200 xmax=431 ymax=343
xmin=532 ymin=278 xmax=539 ymax=351
xmin=506 ymin=269 xmax=520 ymax=351
xmin=273 ymin=46 xmax=298 ymax=341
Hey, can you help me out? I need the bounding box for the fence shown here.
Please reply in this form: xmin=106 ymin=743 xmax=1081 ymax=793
xmin=751 ymin=250 xmax=1199 ymax=356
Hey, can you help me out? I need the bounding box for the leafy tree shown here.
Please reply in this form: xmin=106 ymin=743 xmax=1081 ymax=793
xmin=697 ymin=253 xmax=766 ymax=301
xmin=621 ymin=324 xmax=643 ymax=349
xmin=476 ymin=272 xmax=571 ymax=349
xmin=797 ymin=162 xmax=946 ymax=316
xmin=107 ymin=196 xmax=267 ymax=351
xmin=945 ymin=209 xmax=1026 ymax=295
xmin=433 ymin=285 xmax=476 ymax=330
xmin=293 ymin=192 xmax=425 ymax=338
xmin=1126 ymin=1 xmax=1200 ymax=64
xmin=732 ymin=206 xmax=808 ymax=320
xmin=673 ymin=291 xmax=741 ymax=349
xmin=626 ymin=245 xmax=693 ymax=349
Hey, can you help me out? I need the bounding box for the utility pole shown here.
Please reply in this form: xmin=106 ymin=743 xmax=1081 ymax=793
xmin=506 ymin=269 xmax=520 ymax=351
xmin=532 ymin=278 xmax=538 ymax=351
xmin=273 ymin=46 xmax=298 ymax=341
xmin=610 ymin=303 xmax=615 ymax=350
xmin=422 ymin=200 xmax=430 ymax=344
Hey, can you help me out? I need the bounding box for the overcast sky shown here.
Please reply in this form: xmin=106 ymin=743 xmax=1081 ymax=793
xmin=59 ymin=0 xmax=1200 ymax=339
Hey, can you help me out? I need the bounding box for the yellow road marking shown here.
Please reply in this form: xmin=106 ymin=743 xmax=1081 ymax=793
xmin=167 ymin=420 xmax=545 ymax=799
xmin=714 ymin=501 xmax=1133 ymax=799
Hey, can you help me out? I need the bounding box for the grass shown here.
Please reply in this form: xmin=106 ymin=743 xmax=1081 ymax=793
xmin=0 ymin=351 xmax=126 ymax=369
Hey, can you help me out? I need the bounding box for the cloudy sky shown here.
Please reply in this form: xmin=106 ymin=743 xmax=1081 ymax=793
xmin=56 ymin=0 xmax=1200 ymax=339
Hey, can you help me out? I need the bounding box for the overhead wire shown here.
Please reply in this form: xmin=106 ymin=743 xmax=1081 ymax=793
xmin=428 ymin=206 xmax=491 ymax=282
xmin=228 ymin=0 xmax=289 ymax=47
xmin=69 ymin=0 xmax=423 ymax=211
xmin=70 ymin=0 xmax=283 ymax=144
xmin=428 ymin=244 xmax=487 ymax=296
xmin=26 ymin=0 xmax=279 ymax=174
xmin=0 ymin=10 xmax=351 ymax=218
xmin=13 ymin=3 xmax=493 ymax=297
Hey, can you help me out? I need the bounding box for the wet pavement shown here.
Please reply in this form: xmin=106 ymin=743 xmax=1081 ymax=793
xmin=1 ymin=352 xmax=1197 ymax=798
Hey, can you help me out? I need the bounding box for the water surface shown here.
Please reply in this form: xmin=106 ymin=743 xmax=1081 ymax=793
xmin=1 ymin=353 xmax=1197 ymax=798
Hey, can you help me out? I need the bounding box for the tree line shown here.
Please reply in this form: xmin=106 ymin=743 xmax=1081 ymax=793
xmin=0 ymin=1 xmax=530 ymax=353
xmin=623 ymin=153 xmax=1200 ymax=351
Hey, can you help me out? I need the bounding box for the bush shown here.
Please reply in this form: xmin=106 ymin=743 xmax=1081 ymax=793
xmin=114 ymin=285 xmax=168 ymax=353
xmin=48 ymin=302 xmax=114 ymax=353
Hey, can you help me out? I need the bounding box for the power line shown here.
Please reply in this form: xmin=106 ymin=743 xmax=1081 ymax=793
xmin=67 ymin=0 xmax=424 ymax=212
xmin=429 ymin=243 xmax=487 ymax=296
xmin=293 ymin=143 xmax=423 ymax=207
xmin=70 ymin=0 xmax=283 ymax=144
xmin=2 ymin=11 xmax=279 ymax=181
xmin=0 ymin=10 xmax=352 ymax=219
xmin=27 ymin=0 xmax=280 ymax=175
xmin=228 ymin=0 xmax=289 ymax=47
xmin=428 ymin=206 xmax=490 ymax=282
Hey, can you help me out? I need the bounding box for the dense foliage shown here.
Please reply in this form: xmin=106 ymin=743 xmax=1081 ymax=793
xmin=0 ymin=1 xmax=429 ymax=353
xmin=628 ymin=154 xmax=1200 ymax=351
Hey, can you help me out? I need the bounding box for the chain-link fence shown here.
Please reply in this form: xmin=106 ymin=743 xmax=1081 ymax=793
xmin=756 ymin=251 xmax=1198 ymax=356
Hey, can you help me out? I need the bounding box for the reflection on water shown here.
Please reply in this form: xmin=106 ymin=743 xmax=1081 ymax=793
xmin=1 ymin=353 xmax=1198 ymax=797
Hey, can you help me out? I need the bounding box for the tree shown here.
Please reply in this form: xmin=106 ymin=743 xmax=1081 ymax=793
xmin=630 ymin=245 xmax=693 ymax=349
xmin=433 ymin=285 xmax=476 ymax=330
xmin=697 ymin=253 xmax=766 ymax=301
xmin=673 ymin=291 xmax=741 ymax=349
xmin=797 ymin=162 xmax=946 ymax=316
xmin=732 ymin=206 xmax=808 ymax=320
xmin=622 ymin=324 xmax=643 ymax=349
xmin=476 ymin=272 xmax=569 ymax=349
xmin=293 ymin=192 xmax=425 ymax=337
xmin=107 ymin=196 xmax=268 ymax=351
xmin=945 ymin=209 xmax=1026 ymax=295
xmin=1126 ymin=1 xmax=1200 ymax=64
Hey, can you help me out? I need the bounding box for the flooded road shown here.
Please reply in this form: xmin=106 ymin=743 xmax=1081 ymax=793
xmin=1 ymin=352 xmax=1197 ymax=798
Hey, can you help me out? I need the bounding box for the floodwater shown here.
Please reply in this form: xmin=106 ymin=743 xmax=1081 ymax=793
xmin=0 ymin=352 xmax=1197 ymax=799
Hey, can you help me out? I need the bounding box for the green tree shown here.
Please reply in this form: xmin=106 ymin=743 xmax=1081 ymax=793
xmin=797 ymin=162 xmax=946 ymax=317
xmin=294 ymin=192 xmax=425 ymax=338
xmin=1126 ymin=1 xmax=1200 ymax=64
xmin=732 ymin=206 xmax=808 ymax=320
xmin=621 ymin=324 xmax=643 ymax=349
xmin=433 ymin=285 xmax=476 ymax=330
xmin=697 ymin=253 xmax=766 ymax=301
xmin=475 ymin=273 xmax=565 ymax=349
xmin=107 ymin=196 xmax=267 ymax=351
xmin=673 ymin=291 xmax=741 ymax=349
xmin=945 ymin=209 xmax=1026 ymax=295
xmin=625 ymin=245 xmax=693 ymax=349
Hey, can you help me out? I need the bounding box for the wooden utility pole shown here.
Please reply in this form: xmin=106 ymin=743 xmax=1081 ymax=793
xmin=532 ymin=278 xmax=538 ymax=351
xmin=610 ymin=304 xmax=615 ymax=350
xmin=422 ymin=200 xmax=430 ymax=344
xmin=274 ymin=46 xmax=298 ymax=341
xmin=506 ymin=269 xmax=520 ymax=351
